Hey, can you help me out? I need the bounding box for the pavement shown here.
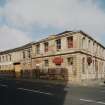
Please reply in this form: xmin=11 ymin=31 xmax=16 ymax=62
xmin=0 ymin=78 xmax=105 ymax=105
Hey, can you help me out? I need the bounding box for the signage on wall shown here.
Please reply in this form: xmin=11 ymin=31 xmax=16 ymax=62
xmin=53 ymin=56 xmax=63 ymax=65
xmin=87 ymin=57 xmax=92 ymax=65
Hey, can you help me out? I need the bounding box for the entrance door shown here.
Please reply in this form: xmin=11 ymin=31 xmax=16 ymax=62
xmin=14 ymin=63 xmax=21 ymax=78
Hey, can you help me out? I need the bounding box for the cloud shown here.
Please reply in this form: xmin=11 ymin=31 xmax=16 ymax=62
xmin=0 ymin=25 xmax=32 ymax=51
xmin=0 ymin=0 xmax=105 ymax=48
xmin=2 ymin=0 xmax=105 ymax=38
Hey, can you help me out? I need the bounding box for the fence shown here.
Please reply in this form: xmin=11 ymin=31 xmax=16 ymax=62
xmin=0 ymin=70 xmax=16 ymax=78
xmin=0 ymin=68 xmax=68 ymax=81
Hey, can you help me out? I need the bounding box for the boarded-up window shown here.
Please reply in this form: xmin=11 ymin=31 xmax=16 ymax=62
xmin=67 ymin=36 xmax=73 ymax=48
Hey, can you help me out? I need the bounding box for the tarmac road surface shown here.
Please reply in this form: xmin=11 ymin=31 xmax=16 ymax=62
xmin=0 ymin=78 xmax=105 ymax=105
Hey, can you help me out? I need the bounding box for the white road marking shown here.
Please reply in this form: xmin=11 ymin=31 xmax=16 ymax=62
xmin=0 ymin=84 xmax=8 ymax=87
xmin=18 ymin=88 xmax=53 ymax=96
xmin=101 ymin=91 xmax=105 ymax=93
xmin=80 ymin=99 xmax=95 ymax=103
xmin=97 ymin=102 xmax=105 ymax=104
xmin=80 ymin=99 xmax=105 ymax=105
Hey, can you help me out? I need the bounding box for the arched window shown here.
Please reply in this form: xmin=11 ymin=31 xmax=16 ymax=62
xmin=82 ymin=37 xmax=85 ymax=49
xmin=88 ymin=40 xmax=91 ymax=51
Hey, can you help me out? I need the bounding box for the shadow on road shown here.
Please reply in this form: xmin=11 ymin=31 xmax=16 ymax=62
xmin=0 ymin=68 xmax=70 ymax=105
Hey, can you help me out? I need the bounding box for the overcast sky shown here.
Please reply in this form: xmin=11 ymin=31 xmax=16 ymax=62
xmin=0 ymin=0 xmax=105 ymax=50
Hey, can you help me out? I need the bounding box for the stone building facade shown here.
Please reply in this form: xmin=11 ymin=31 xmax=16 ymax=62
xmin=0 ymin=43 xmax=33 ymax=77
xmin=0 ymin=31 xmax=105 ymax=84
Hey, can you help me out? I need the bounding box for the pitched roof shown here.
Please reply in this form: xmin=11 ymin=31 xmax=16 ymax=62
xmin=0 ymin=30 xmax=105 ymax=55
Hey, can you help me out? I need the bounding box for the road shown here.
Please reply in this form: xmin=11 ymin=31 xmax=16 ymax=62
xmin=0 ymin=78 xmax=105 ymax=105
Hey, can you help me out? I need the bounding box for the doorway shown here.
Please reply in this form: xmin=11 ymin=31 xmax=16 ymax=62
xmin=14 ymin=62 xmax=21 ymax=78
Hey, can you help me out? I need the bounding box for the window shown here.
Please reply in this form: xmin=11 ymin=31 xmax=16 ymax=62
xmin=100 ymin=62 xmax=103 ymax=73
xmin=36 ymin=44 xmax=40 ymax=54
xmin=67 ymin=36 xmax=73 ymax=48
xmin=82 ymin=37 xmax=85 ymax=49
xmin=9 ymin=55 xmax=11 ymax=61
xmin=23 ymin=51 xmax=25 ymax=58
xmin=2 ymin=56 xmax=4 ymax=61
xmin=82 ymin=57 xmax=85 ymax=74
xmin=67 ymin=57 xmax=73 ymax=65
xmin=94 ymin=43 xmax=97 ymax=54
xmin=44 ymin=42 xmax=49 ymax=52
xmin=95 ymin=44 xmax=98 ymax=55
xmin=44 ymin=60 xmax=49 ymax=67
xmin=27 ymin=49 xmax=31 ymax=58
xmin=93 ymin=42 xmax=95 ymax=47
xmin=95 ymin=60 xmax=98 ymax=72
xmin=6 ymin=55 xmax=8 ymax=61
xmin=93 ymin=42 xmax=95 ymax=53
xmin=88 ymin=40 xmax=91 ymax=50
xmin=56 ymin=39 xmax=61 ymax=50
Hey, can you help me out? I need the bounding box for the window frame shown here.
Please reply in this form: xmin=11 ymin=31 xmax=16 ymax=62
xmin=82 ymin=57 xmax=85 ymax=74
xmin=44 ymin=42 xmax=49 ymax=52
xmin=67 ymin=57 xmax=73 ymax=66
xmin=44 ymin=59 xmax=49 ymax=67
xmin=36 ymin=44 xmax=40 ymax=54
xmin=23 ymin=51 xmax=25 ymax=59
xmin=56 ymin=39 xmax=61 ymax=50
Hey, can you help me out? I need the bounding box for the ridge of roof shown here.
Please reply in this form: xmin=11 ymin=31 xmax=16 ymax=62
xmin=0 ymin=30 xmax=105 ymax=54
xmin=0 ymin=42 xmax=33 ymax=54
xmin=79 ymin=30 xmax=105 ymax=49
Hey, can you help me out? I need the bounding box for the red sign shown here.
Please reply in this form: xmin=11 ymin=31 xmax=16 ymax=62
xmin=87 ymin=57 xmax=92 ymax=65
xmin=53 ymin=57 xmax=63 ymax=65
